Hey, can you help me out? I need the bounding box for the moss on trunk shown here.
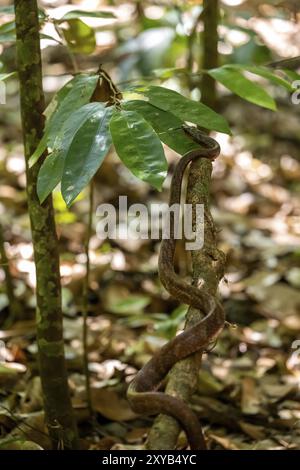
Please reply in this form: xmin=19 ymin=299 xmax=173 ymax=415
xmin=14 ymin=0 xmax=78 ymax=450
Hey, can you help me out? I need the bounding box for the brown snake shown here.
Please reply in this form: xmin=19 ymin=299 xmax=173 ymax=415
xmin=127 ymin=125 xmax=225 ymax=450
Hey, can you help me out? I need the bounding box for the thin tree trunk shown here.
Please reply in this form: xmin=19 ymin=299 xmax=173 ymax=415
xmin=146 ymin=1 xmax=223 ymax=450
xmin=14 ymin=0 xmax=78 ymax=450
xmin=201 ymin=0 xmax=219 ymax=109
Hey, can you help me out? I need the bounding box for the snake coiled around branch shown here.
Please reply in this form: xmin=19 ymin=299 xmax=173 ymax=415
xmin=127 ymin=126 xmax=225 ymax=450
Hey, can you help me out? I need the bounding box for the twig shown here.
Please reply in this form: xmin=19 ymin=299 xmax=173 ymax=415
xmin=82 ymin=181 xmax=94 ymax=416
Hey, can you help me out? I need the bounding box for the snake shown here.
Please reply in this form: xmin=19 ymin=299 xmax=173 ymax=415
xmin=127 ymin=125 xmax=225 ymax=450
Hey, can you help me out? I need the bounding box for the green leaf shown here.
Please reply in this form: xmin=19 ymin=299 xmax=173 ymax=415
xmin=40 ymin=33 xmax=62 ymax=44
xmin=0 ymin=21 xmax=15 ymax=43
xmin=59 ymin=10 xmax=116 ymax=21
xmin=37 ymin=153 xmax=65 ymax=204
xmin=133 ymin=85 xmax=230 ymax=134
xmin=30 ymin=74 xmax=99 ymax=166
xmin=37 ymin=102 xmax=103 ymax=203
xmin=0 ymin=72 xmax=16 ymax=81
xmin=109 ymin=295 xmax=151 ymax=315
xmin=153 ymin=67 xmax=187 ymax=79
xmin=246 ymin=66 xmax=293 ymax=92
xmin=226 ymin=64 xmax=293 ymax=92
xmin=123 ymin=100 xmax=199 ymax=155
xmin=208 ymin=66 xmax=277 ymax=111
xmin=109 ymin=109 xmax=167 ymax=190
xmin=282 ymin=69 xmax=300 ymax=82
xmin=61 ymin=19 xmax=96 ymax=54
xmin=44 ymin=76 xmax=78 ymax=122
xmin=62 ymin=106 xmax=113 ymax=206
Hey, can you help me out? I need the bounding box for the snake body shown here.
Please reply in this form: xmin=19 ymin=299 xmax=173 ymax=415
xmin=127 ymin=126 xmax=225 ymax=450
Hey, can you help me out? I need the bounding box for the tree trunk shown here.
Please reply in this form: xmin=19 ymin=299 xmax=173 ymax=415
xmin=14 ymin=0 xmax=78 ymax=450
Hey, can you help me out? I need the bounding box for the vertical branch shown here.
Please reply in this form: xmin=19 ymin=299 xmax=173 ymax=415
xmin=201 ymin=0 xmax=219 ymax=109
xmin=82 ymin=182 xmax=94 ymax=416
xmin=14 ymin=0 xmax=78 ymax=449
xmin=146 ymin=0 xmax=224 ymax=450
xmin=186 ymin=8 xmax=204 ymax=86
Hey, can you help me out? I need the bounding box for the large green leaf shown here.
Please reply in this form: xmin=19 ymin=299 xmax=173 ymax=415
xmin=133 ymin=85 xmax=230 ymax=134
xmin=59 ymin=10 xmax=116 ymax=21
xmin=226 ymin=64 xmax=293 ymax=92
xmin=62 ymin=106 xmax=113 ymax=206
xmin=109 ymin=109 xmax=167 ymax=190
xmin=60 ymin=19 xmax=96 ymax=54
xmin=37 ymin=102 xmax=103 ymax=203
xmin=37 ymin=152 xmax=65 ymax=204
xmin=43 ymin=76 xmax=78 ymax=122
xmin=208 ymin=66 xmax=276 ymax=110
xmin=123 ymin=100 xmax=199 ymax=155
xmin=30 ymin=74 xmax=99 ymax=166
xmin=244 ymin=65 xmax=293 ymax=92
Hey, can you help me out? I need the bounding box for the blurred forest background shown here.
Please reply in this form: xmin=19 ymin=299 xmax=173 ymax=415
xmin=0 ymin=0 xmax=300 ymax=451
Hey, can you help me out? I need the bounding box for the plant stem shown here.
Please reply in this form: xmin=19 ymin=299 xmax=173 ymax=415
xmin=14 ymin=0 xmax=78 ymax=450
xmin=82 ymin=182 xmax=94 ymax=416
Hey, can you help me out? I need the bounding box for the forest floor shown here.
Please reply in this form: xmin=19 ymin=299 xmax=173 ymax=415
xmin=0 ymin=87 xmax=300 ymax=450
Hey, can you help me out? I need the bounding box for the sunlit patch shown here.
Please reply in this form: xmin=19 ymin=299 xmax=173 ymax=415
xmin=218 ymin=42 xmax=233 ymax=55
xmin=144 ymin=6 xmax=164 ymax=20
xmin=223 ymin=0 xmax=245 ymax=5
xmin=6 ymin=151 xmax=25 ymax=175
xmin=19 ymin=243 xmax=33 ymax=260
xmin=235 ymin=151 xmax=273 ymax=184
xmin=248 ymin=18 xmax=300 ymax=58
xmin=16 ymin=259 xmax=36 ymax=288
xmin=111 ymin=250 xmax=126 ymax=270
xmin=228 ymin=29 xmax=249 ymax=46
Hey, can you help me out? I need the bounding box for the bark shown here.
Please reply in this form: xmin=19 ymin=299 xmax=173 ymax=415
xmin=146 ymin=0 xmax=224 ymax=450
xmin=14 ymin=0 xmax=78 ymax=449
